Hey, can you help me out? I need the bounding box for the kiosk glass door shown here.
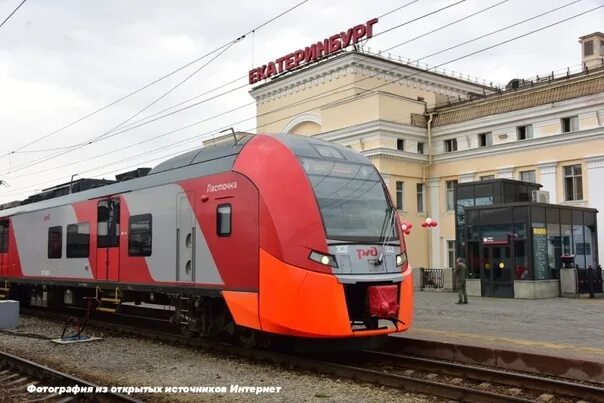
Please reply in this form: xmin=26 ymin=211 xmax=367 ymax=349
xmin=481 ymin=245 xmax=514 ymax=297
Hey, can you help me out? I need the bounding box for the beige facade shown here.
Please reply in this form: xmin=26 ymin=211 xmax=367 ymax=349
xmin=249 ymin=34 xmax=604 ymax=271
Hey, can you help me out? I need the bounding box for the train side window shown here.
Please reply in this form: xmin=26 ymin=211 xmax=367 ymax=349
xmin=0 ymin=220 xmax=8 ymax=253
xmin=67 ymin=223 xmax=90 ymax=258
xmin=217 ymin=204 xmax=231 ymax=237
xmin=48 ymin=226 xmax=63 ymax=259
xmin=129 ymin=214 xmax=152 ymax=256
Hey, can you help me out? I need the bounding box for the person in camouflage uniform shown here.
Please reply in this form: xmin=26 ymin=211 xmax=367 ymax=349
xmin=454 ymin=257 xmax=468 ymax=304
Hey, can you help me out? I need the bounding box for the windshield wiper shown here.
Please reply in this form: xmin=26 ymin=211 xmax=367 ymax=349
xmin=375 ymin=206 xmax=396 ymax=266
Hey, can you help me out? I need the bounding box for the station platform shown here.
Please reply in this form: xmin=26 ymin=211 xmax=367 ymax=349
xmin=389 ymin=291 xmax=604 ymax=382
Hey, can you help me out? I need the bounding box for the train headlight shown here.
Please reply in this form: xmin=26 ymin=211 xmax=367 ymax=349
xmin=396 ymin=252 xmax=407 ymax=267
xmin=309 ymin=251 xmax=338 ymax=268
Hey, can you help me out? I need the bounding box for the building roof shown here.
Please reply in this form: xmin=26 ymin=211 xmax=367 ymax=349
xmin=249 ymin=49 xmax=496 ymax=100
xmin=411 ymin=69 xmax=604 ymax=128
xmin=579 ymin=32 xmax=604 ymax=40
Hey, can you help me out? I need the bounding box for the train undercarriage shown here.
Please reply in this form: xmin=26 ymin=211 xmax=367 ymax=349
xmin=1 ymin=281 xmax=388 ymax=351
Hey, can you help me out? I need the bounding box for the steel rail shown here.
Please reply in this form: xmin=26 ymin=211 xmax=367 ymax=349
xmin=359 ymin=350 xmax=604 ymax=403
xmin=0 ymin=350 xmax=142 ymax=402
xmin=21 ymin=308 xmax=601 ymax=402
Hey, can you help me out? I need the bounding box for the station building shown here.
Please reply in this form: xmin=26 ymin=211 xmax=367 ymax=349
xmin=248 ymin=31 xmax=604 ymax=298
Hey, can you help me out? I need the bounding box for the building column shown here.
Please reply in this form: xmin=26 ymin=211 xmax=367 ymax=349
xmin=458 ymin=172 xmax=475 ymax=183
xmin=586 ymin=155 xmax=604 ymax=254
xmin=497 ymin=167 xmax=514 ymax=179
xmin=428 ymin=177 xmax=441 ymax=269
xmin=538 ymin=162 xmax=557 ymax=203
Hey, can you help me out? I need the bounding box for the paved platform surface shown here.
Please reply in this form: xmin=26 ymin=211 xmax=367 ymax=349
xmin=393 ymin=291 xmax=604 ymax=364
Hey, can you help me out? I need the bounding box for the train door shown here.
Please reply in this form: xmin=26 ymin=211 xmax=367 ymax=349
xmin=0 ymin=220 xmax=8 ymax=277
xmin=177 ymin=192 xmax=195 ymax=283
xmin=96 ymin=198 xmax=120 ymax=281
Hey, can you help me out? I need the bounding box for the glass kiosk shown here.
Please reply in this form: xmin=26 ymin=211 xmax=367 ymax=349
xmin=455 ymin=179 xmax=598 ymax=298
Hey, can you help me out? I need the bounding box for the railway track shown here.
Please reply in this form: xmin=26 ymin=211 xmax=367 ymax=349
xmin=0 ymin=350 xmax=141 ymax=403
xmin=18 ymin=307 xmax=604 ymax=402
xmin=312 ymin=350 xmax=604 ymax=403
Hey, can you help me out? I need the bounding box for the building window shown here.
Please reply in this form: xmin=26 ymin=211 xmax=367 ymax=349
xmin=395 ymin=181 xmax=404 ymax=210
xmin=478 ymin=132 xmax=492 ymax=147
xmin=0 ymin=221 xmax=8 ymax=253
xmin=66 ymin=223 xmax=90 ymax=258
xmin=480 ymin=175 xmax=495 ymax=181
xmin=396 ymin=139 xmax=405 ymax=151
xmin=417 ymin=142 xmax=424 ymax=154
xmin=217 ymin=204 xmax=232 ymax=236
xmin=564 ymin=165 xmax=583 ymax=201
xmin=416 ymin=183 xmax=424 ymax=213
xmin=446 ymin=180 xmax=457 ymax=211
xmin=129 ymin=214 xmax=152 ymax=256
xmin=517 ymin=125 xmax=533 ymax=140
xmin=584 ymin=40 xmax=593 ymax=56
xmin=600 ymin=39 xmax=604 ymax=56
xmin=47 ymin=226 xmax=62 ymax=259
xmin=520 ymin=170 xmax=536 ymax=183
xmin=417 ymin=96 xmax=425 ymax=102
xmin=444 ymin=138 xmax=457 ymax=152
xmin=447 ymin=240 xmax=456 ymax=268
xmin=561 ymin=116 xmax=578 ymax=133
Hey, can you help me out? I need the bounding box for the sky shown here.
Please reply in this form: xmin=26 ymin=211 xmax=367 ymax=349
xmin=0 ymin=0 xmax=602 ymax=204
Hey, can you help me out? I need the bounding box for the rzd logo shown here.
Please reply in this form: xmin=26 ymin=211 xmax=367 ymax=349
xmin=356 ymin=247 xmax=378 ymax=259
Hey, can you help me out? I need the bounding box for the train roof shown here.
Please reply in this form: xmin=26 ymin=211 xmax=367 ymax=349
xmin=0 ymin=134 xmax=375 ymax=218
xmin=148 ymin=134 xmax=253 ymax=175
xmin=148 ymin=133 xmax=371 ymax=174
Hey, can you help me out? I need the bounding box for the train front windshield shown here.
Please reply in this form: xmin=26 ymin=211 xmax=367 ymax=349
xmin=300 ymin=157 xmax=397 ymax=242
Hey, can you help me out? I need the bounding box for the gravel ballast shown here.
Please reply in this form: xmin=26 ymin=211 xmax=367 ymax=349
xmin=0 ymin=315 xmax=435 ymax=402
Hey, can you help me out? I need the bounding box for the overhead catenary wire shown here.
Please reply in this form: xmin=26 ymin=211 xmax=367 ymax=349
xmin=0 ymin=0 xmax=525 ymax=183
xmin=7 ymin=101 xmax=255 ymax=181
xmin=94 ymin=41 xmax=241 ymax=140
xmin=19 ymin=74 xmax=250 ymax=154
xmin=3 ymin=0 xmax=309 ymax=157
xmin=2 ymin=1 xmax=599 ymax=196
xmin=0 ymin=0 xmax=462 ymax=177
xmin=372 ymin=0 xmax=466 ymax=39
xmin=7 ymin=0 xmax=495 ymax=156
xmin=251 ymin=3 xmax=604 ymax=132
xmin=0 ymin=0 xmax=26 ymax=30
xmin=4 ymin=3 xmax=601 ymax=199
xmin=1 ymin=38 xmax=243 ymax=173
xmin=411 ymin=0 xmax=585 ymax=61
xmin=132 ymin=0 xmax=591 ymax=141
xmin=383 ymin=0 xmax=511 ymax=53
xmin=377 ymin=0 xmax=420 ymax=19
xmin=10 ymin=0 xmax=422 ymax=156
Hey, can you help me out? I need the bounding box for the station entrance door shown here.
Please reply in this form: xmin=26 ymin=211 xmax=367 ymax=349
xmin=481 ymin=245 xmax=514 ymax=298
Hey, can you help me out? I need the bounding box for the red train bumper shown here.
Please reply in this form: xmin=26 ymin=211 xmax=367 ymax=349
xmin=223 ymin=249 xmax=413 ymax=338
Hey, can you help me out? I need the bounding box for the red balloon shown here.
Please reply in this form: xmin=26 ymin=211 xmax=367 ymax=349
xmin=431 ymin=221 xmax=438 ymax=227
xmin=405 ymin=230 xmax=411 ymax=235
xmin=407 ymin=223 xmax=413 ymax=229
xmin=421 ymin=222 xmax=428 ymax=227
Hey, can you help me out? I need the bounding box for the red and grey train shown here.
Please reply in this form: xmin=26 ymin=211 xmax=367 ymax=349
xmin=0 ymin=134 xmax=413 ymax=343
